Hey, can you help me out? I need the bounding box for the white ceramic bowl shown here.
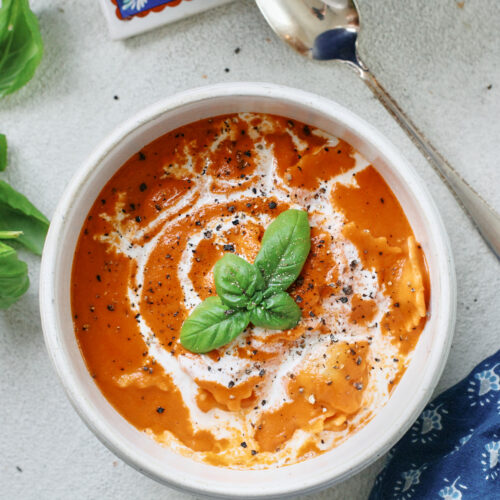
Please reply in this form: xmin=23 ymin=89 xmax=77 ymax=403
xmin=40 ymin=82 xmax=456 ymax=499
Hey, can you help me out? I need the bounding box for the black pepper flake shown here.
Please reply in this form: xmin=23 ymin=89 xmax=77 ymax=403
xmin=303 ymin=125 xmax=311 ymax=136
xmin=354 ymin=382 xmax=363 ymax=390
xmin=138 ymin=152 xmax=146 ymax=161
xmin=224 ymin=67 xmax=230 ymax=73
xmin=113 ymin=95 xmax=119 ymax=100
xmin=339 ymin=296 xmax=348 ymax=303
xmin=107 ymin=304 xmax=115 ymax=311
xmin=228 ymin=381 xmax=235 ymax=388
xmin=135 ymin=216 xmax=142 ymax=223
xmin=295 ymin=295 xmax=303 ymax=303
xmin=204 ymin=230 xmax=212 ymax=239
xmin=240 ymin=442 xmax=247 ymax=448
xmin=232 ymin=219 xmax=239 ymax=226
xmin=259 ymin=369 xmax=266 ymax=377
xmin=394 ymin=302 xmax=400 ymax=308
xmin=96 ymin=275 xmax=101 ymax=282
xmin=261 ymin=399 xmax=267 ymax=406
xmin=139 ymin=182 xmax=147 ymax=191
xmin=228 ymin=205 xmax=236 ymax=213
xmin=268 ymin=201 xmax=277 ymax=209
xmin=156 ymin=407 xmax=165 ymax=414
xmin=251 ymin=450 xmax=257 ymax=456
xmin=223 ymin=244 xmax=235 ymax=252
xmin=342 ymin=285 xmax=353 ymax=296
xmin=234 ymin=47 xmax=241 ymax=54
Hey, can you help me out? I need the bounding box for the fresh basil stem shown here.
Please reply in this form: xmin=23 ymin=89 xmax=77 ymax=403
xmin=250 ymin=291 xmax=302 ymax=330
xmin=214 ymin=253 xmax=264 ymax=309
xmin=254 ymin=209 xmax=311 ymax=298
xmin=180 ymin=296 xmax=250 ymax=354
xmin=0 ymin=230 xmax=22 ymax=239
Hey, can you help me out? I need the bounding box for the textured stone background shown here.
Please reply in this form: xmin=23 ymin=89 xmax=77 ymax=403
xmin=1 ymin=0 xmax=499 ymax=498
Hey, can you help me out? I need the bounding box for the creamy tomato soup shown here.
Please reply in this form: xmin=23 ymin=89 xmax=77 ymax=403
xmin=71 ymin=113 xmax=429 ymax=469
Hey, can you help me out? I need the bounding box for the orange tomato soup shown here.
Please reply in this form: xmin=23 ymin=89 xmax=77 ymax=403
xmin=71 ymin=113 xmax=429 ymax=468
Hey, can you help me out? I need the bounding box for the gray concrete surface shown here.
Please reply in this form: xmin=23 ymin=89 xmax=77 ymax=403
xmin=1 ymin=0 xmax=499 ymax=498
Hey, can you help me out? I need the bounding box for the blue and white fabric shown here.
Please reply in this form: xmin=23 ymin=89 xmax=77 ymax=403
xmin=370 ymin=350 xmax=500 ymax=499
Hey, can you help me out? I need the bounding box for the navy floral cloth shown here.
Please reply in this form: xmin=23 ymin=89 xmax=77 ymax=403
xmin=116 ymin=0 xmax=177 ymax=18
xmin=370 ymin=350 xmax=500 ymax=499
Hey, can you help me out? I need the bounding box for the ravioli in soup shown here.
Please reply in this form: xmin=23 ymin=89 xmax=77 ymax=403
xmin=71 ymin=113 xmax=429 ymax=468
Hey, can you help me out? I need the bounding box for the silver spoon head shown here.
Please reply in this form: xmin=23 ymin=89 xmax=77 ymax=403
xmin=255 ymin=0 xmax=362 ymax=65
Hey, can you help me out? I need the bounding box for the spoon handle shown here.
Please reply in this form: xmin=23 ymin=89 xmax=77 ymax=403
xmin=359 ymin=68 xmax=500 ymax=260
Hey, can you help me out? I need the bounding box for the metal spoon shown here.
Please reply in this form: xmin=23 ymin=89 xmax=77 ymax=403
xmin=256 ymin=0 xmax=500 ymax=259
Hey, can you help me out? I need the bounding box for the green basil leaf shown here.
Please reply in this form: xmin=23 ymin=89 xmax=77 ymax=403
xmin=250 ymin=291 xmax=302 ymax=330
xmin=214 ymin=253 xmax=264 ymax=309
xmin=0 ymin=134 xmax=6 ymax=171
xmin=0 ymin=0 xmax=44 ymax=98
xmin=0 ymin=180 xmax=49 ymax=255
xmin=254 ymin=209 xmax=310 ymax=297
xmin=180 ymin=296 xmax=250 ymax=354
xmin=0 ymin=241 xmax=29 ymax=309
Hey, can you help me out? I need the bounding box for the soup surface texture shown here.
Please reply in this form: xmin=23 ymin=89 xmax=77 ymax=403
xmin=71 ymin=113 xmax=429 ymax=469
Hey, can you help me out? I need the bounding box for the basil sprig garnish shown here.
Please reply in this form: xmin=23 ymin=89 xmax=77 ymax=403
xmin=181 ymin=209 xmax=310 ymax=353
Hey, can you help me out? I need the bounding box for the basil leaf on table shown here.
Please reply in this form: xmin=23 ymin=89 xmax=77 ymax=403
xmin=250 ymin=291 xmax=302 ymax=330
xmin=0 ymin=0 xmax=44 ymax=98
xmin=0 ymin=134 xmax=6 ymax=171
xmin=254 ymin=209 xmax=310 ymax=297
xmin=214 ymin=253 xmax=264 ymax=309
xmin=180 ymin=296 xmax=250 ymax=354
xmin=0 ymin=180 xmax=49 ymax=255
xmin=0 ymin=241 xmax=29 ymax=309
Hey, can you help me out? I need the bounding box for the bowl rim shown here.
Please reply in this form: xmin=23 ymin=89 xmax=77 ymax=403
xmin=40 ymin=82 xmax=456 ymax=498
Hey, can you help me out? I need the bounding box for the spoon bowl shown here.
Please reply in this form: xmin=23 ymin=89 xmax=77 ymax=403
xmin=257 ymin=0 xmax=361 ymax=63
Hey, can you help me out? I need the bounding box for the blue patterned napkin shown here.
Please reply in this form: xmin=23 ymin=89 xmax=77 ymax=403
xmin=370 ymin=350 xmax=500 ymax=499
xmin=116 ymin=0 xmax=178 ymax=18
